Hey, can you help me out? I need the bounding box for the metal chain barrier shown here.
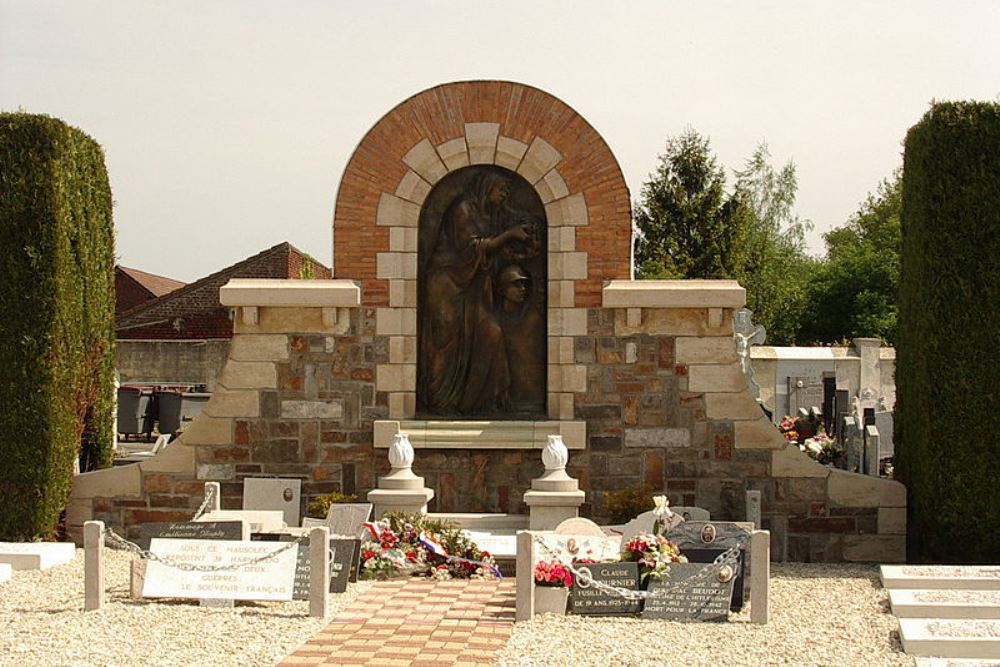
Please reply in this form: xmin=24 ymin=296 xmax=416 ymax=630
xmin=189 ymin=491 xmax=213 ymax=521
xmin=103 ymin=528 xmax=306 ymax=573
xmin=532 ymin=535 xmax=742 ymax=601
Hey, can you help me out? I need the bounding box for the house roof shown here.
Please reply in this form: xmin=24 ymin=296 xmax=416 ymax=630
xmin=115 ymin=242 xmax=331 ymax=339
xmin=117 ymin=266 xmax=186 ymax=297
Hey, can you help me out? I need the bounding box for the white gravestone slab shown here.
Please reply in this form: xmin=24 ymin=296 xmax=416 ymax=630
xmin=243 ymin=478 xmax=302 ymax=527
xmin=0 ymin=563 xmax=11 ymax=583
xmin=890 ymin=589 xmax=1000 ymax=619
xmin=464 ymin=530 xmax=517 ymax=558
xmin=882 ymin=565 xmax=1000 ymax=591
xmin=142 ymin=539 xmax=297 ymax=601
xmin=194 ymin=510 xmax=285 ymax=533
xmin=899 ymin=618 xmax=1000 ymax=659
xmin=0 ymin=542 xmax=76 ymax=570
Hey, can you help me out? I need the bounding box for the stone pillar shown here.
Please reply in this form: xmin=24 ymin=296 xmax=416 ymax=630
xmin=367 ymin=433 xmax=434 ymax=517
xmin=84 ymin=520 xmax=105 ymax=611
xmin=853 ymin=337 xmax=882 ymax=409
xmin=750 ymin=529 xmax=770 ymax=625
xmin=309 ymin=526 xmax=330 ymax=618
xmin=523 ymin=435 xmax=585 ymax=530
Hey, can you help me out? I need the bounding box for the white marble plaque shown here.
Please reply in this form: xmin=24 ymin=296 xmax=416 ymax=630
xmin=0 ymin=563 xmax=11 ymax=582
xmin=532 ymin=533 xmax=621 ymax=564
xmin=142 ymin=539 xmax=297 ymax=600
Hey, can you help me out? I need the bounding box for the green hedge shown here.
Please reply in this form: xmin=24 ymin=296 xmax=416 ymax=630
xmin=897 ymin=101 xmax=1000 ymax=563
xmin=0 ymin=113 xmax=116 ymax=540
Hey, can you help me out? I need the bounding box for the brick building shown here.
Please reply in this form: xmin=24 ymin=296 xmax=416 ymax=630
xmin=114 ymin=266 xmax=185 ymax=316
xmin=116 ymin=242 xmax=330 ymax=389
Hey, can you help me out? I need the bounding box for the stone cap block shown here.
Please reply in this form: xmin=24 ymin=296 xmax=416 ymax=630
xmin=373 ymin=419 xmax=586 ymax=450
xmin=220 ymin=279 xmax=361 ymax=307
xmin=602 ymin=280 xmax=746 ymax=309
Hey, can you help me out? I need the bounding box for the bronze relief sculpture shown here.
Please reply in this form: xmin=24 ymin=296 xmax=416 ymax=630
xmin=418 ymin=166 xmax=547 ymax=417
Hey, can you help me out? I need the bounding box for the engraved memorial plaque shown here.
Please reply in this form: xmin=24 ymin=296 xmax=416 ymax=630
xmin=641 ymin=562 xmax=736 ymax=621
xmin=569 ymin=562 xmax=641 ymax=615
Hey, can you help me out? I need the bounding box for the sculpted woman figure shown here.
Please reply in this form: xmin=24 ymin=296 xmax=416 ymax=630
xmin=420 ymin=171 xmax=536 ymax=414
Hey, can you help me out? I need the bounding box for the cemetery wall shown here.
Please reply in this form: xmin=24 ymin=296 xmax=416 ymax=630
xmin=116 ymin=340 xmax=231 ymax=392
xmin=751 ymin=343 xmax=896 ymax=421
xmin=66 ymin=81 xmax=905 ymax=562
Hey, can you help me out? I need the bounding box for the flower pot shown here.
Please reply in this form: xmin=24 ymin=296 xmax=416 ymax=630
xmin=534 ymin=585 xmax=568 ymax=615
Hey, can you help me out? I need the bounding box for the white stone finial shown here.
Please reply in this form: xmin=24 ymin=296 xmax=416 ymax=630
xmin=388 ymin=433 xmax=414 ymax=470
xmin=542 ymin=434 xmax=569 ymax=472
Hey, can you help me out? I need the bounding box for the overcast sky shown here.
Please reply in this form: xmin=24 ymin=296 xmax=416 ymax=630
xmin=2 ymin=1 xmax=997 ymax=282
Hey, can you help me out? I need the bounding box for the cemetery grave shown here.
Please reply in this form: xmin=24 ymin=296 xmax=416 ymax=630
xmin=883 ymin=564 xmax=1000 ymax=660
xmin=516 ymin=513 xmax=770 ymax=624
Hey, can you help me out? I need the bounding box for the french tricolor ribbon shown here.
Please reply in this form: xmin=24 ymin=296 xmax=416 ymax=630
xmin=361 ymin=521 xmax=383 ymax=541
xmin=418 ymin=532 xmax=503 ymax=579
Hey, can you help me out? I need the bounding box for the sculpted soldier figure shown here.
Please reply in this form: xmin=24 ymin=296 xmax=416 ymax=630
xmin=420 ymin=172 xmax=539 ymax=414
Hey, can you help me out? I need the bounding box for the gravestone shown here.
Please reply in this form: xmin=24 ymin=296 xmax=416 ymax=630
xmin=875 ymin=410 xmax=894 ymax=458
xmin=641 ymin=562 xmax=736 ymax=621
xmin=253 ymin=533 xmax=359 ymax=597
xmin=842 ymin=415 xmax=861 ymax=472
xmin=0 ymin=542 xmax=75 ymax=570
xmin=667 ymin=521 xmax=752 ymax=612
xmin=864 ymin=425 xmax=880 ymax=476
xmin=554 ymin=517 xmax=605 ymax=536
xmin=616 ymin=506 xmax=708 ymax=542
xmin=569 ymin=562 xmax=641 ymax=615
xmin=194 ymin=509 xmax=285 ymax=533
xmin=0 ymin=563 xmax=10 ymax=583
xmin=322 ymin=503 xmax=373 ymax=537
xmin=133 ymin=521 xmax=244 ymax=550
xmin=243 ymin=478 xmax=302 ymax=527
xmin=142 ymin=538 xmax=298 ymax=601
xmin=532 ymin=532 xmax=621 ymax=565
xmin=788 ymin=376 xmax=824 ymax=416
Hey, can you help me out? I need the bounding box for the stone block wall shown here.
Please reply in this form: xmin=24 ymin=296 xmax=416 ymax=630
xmin=68 ymin=280 xmax=906 ymax=562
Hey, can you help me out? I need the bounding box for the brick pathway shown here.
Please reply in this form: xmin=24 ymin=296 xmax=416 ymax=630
xmin=280 ymin=579 xmax=517 ymax=666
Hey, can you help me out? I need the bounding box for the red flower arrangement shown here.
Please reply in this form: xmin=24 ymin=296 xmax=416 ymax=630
xmin=533 ymin=559 xmax=573 ymax=588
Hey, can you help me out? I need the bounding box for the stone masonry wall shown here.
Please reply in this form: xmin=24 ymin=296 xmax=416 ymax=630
xmin=68 ymin=292 xmax=906 ymax=563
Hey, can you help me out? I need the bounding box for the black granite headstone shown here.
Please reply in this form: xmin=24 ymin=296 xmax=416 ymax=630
xmin=134 ymin=521 xmax=243 ymax=550
xmin=569 ymin=562 xmax=641 ymax=615
xmin=666 ymin=521 xmax=751 ymax=612
xmin=641 ymin=562 xmax=736 ymax=621
xmin=252 ymin=533 xmax=359 ymax=598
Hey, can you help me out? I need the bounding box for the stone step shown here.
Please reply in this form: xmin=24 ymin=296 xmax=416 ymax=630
xmin=891 ymin=590 xmax=1000 ymax=619
xmin=0 ymin=563 xmax=11 ymax=583
xmin=915 ymin=658 xmax=1000 ymax=667
xmin=0 ymin=542 xmax=76 ymax=570
xmin=883 ymin=565 xmax=1000 ymax=590
xmin=900 ymin=619 xmax=1000 ymax=659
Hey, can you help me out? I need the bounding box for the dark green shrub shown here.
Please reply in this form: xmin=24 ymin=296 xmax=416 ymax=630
xmin=0 ymin=113 xmax=116 ymax=540
xmin=305 ymin=491 xmax=359 ymax=518
xmin=602 ymin=484 xmax=658 ymax=524
xmin=896 ymin=101 xmax=1000 ymax=563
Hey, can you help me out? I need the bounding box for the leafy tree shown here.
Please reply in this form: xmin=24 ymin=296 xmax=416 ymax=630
xmin=732 ymin=144 xmax=815 ymax=344
xmin=633 ymin=131 xmax=813 ymax=344
xmin=799 ymin=171 xmax=901 ymax=344
xmin=633 ymin=129 xmax=747 ymax=279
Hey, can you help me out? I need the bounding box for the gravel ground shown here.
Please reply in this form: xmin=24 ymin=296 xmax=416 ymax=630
xmin=495 ymin=563 xmax=915 ymax=667
xmin=3 ymin=553 xmax=915 ymax=667
xmin=0 ymin=547 xmax=370 ymax=667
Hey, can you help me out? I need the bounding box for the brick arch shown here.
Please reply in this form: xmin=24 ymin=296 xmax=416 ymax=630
xmin=332 ymin=80 xmax=632 ymax=308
